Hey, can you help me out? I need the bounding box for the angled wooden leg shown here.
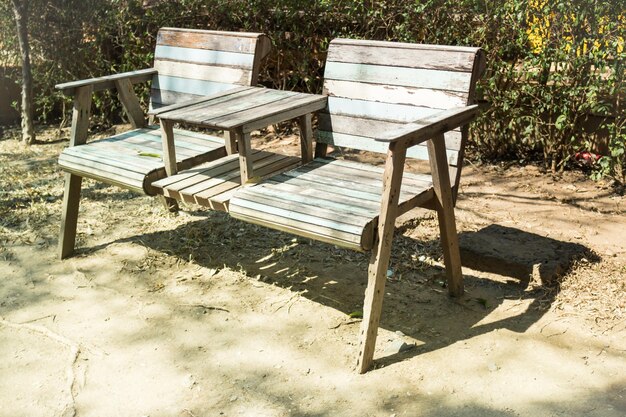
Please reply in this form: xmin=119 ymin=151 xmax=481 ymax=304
xmin=357 ymin=142 xmax=406 ymax=374
xmin=160 ymin=120 xmax=179 ymax=212
xmin=427 ymin=134 xmax=463 ymax=296
xmin=58 ymin=173 xmax=82 ymax=259
xmin=59 ymin=85 xmax=92 ymax=259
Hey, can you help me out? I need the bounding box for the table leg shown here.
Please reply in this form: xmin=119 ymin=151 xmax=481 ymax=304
xmin=233 ymin=128 xmax=254 ymax=184
xmin=161 ymin=120 xmax=177 ymax=176
xmin=297 ymin=114 xmax=313 ymax=163
xmin=224 ymin=131 xmax=238 ymax=154
xmin=160 ymin=120 xmax=179 ymax=212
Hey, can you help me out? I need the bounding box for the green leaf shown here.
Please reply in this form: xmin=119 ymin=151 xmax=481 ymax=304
xmin=348 ymin=311 xmax=363 ymax=319
xmin=138 ymin=152 xmax=161 ymax=158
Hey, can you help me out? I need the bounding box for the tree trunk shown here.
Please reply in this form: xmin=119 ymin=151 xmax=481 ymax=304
xmin=11 ymin=0 xmax=35 ymax=145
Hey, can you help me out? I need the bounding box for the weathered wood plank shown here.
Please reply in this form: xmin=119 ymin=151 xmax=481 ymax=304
xmin=150 ymin=90 xmax=206 ymax=109
xmin=262 ymin=177 xmax=382 ymax=212
xmin=427 ymin=134 xmax=463 ymax=296
xmin=327 ymin=42 xmax=477 ymax=72
xmin=231 ymin=198 xmax=365 ymax=235
xmin=169 ymin=152 xmax=279 ymax=199
xmin=306 ymin=158 xmax=434 ymax=189
xmin=230 ymin=210 xmax=364 ymax=251
xmin=154 ymin=45 xmax=255 ymax=68
xmin=114 ymin=78 xmax=146 ymax=128
xmin=58 ymin=153 xmax=147 ymax=180
xmin=292 ymin=161 xmax=431 ymax=196
xmin=160 ymin=88 xmax=288 ymax=124
xmin=195 ymin=155 xmax=300 ymax=205
xmin=297 ymin=114 xmax=313 ymax=163
xmin=152 ymin=75 xmax=237 ymax=98
xmin=324 ymin=79 xmax=467 ymax=109
xmin=210 ymin=94 xmax=326 ymax=131
xmin=69 ymin=85 xmax=92 ymax=146
xmin=357 ymin=141 xmax=407 ymax=373
xmin=56 ymin=68 xmax=156 ymax=96
xmin=58 ymin=173 xmax=82 ymax=259
xmin=161 ymin=121 xmax=177 ymax=176
xmin=148 ymin=86 xmax=252 ymax=116
xmin=62 ymin=146 xmax=162 ymax=173
xmin=316 ymin=131 xmax=459 ymax=164
xmin=324 ymin=61 xmax=472 ymax=92
xmin=154 ymin=59 xmax=251 ymax=85
xmin=237 ymin=183 xmax=378 ymax=218
xmin=157 ymin=28 xmax=261 ymax=54
xmin=326 ymin=96 xmax=442 ymax=123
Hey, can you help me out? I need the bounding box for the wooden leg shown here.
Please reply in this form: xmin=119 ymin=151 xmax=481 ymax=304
xmin=314 ymin=143 xmax=328 ymax=158
xmin=160 ymin=120 xmax=179 ymax=212
xmin=297 ymin=114 xmax=313 ymax=163
xmin=234 ymin=129 xmax=253 ymax=184
xmin=357 ymin=142 xmax=406 ymax=373
xmin=58 ymin=173 xmax=82 ymax=259
xmin=224 ymin=131 xmax=237 ymax=155
xmin=427 ymin=135 xmax=463 ymax=296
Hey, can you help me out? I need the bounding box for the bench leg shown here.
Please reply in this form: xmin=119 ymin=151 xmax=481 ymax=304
xmin=357 ymin=142 xmax=406 ymax=373
xmin=427 ymin=135 xmax=463 ymax=297
xmin=58 ymin=173 xmax=82 ymax=259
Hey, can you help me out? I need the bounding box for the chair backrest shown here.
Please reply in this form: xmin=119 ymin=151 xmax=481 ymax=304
xmin=150 ymin=27 xmax=271 ymax=110
xmin=317 ymin=38 xmax=485 ymax=190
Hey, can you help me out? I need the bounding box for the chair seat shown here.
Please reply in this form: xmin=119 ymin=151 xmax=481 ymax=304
xmin=58 ymin=126 xmax=227 ymax=195
xmin=229 ymin=157 xmax=434 ymax=251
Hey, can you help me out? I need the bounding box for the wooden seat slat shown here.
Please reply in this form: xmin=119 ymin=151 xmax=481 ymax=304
xmin=158 ymin=152 xmax=272 ymax=198
xmin=236 ymin=183 xmax=378 ymax=220
xmin=173 ymin=152 xmax=286 ymax=198
xmin=232 ymin=209 xmax=365 ymax=251
xmin=231 ymin=198 xmax=366 ymax=236
xmin=291 ymin=161 xmax=432 ymax=196
xmin=195 ymin=155 xmax=299 ymax=205
xmin=62 ymin=146 xmax=162 ymax=172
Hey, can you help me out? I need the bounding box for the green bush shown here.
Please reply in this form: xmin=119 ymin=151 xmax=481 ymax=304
xmin=1 ymin=0 xmax=624 ymax=182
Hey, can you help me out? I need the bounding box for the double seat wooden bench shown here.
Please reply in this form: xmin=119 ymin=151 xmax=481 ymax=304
xmin=57 ymin=33 xmax=485 ymax=373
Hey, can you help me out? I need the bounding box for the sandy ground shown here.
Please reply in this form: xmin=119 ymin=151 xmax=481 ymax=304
xmin=1 ymin=126 xmax=625 ymax=417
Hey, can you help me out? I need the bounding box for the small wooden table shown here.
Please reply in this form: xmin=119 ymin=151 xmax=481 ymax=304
xmin=152 ymin=86 xmax=327 ymax=184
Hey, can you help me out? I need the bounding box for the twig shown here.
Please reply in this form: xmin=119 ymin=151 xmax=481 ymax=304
xmin=179 ymin=304 xmax=230 ymax=313
xmin=19 ymin=314 xmax=56 ymax=324
xmin=328 ymin=319 xmax=361 ymax=329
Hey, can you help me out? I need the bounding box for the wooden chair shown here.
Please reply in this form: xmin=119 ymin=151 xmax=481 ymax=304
xmin=56 ymin=27 xmax=271 ymax=259
xmin=228 ymin=39 xmax=486 ymax=372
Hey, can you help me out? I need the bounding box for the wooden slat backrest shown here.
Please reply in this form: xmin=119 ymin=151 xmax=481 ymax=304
xmin=150 ymin=27 xmax=271 ymax=110
xmin=318 ymin=39 xmax=485 ymax=189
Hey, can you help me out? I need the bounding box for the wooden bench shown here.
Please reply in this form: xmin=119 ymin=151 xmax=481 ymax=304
xmin=228 ymin=39 xmax=486 ymax=372
xmin=56 ymin=28 xmax=271 ymax=259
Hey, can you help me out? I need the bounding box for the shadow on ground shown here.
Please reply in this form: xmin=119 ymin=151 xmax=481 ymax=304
xmin=78 ymin=208 xmax=599 ymax=370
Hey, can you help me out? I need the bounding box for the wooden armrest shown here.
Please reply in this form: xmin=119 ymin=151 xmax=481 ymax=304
xmin=375 ymin=104 xmax=481 ymax=147
xmin=56 ymin=68 xmax=157 ymax=96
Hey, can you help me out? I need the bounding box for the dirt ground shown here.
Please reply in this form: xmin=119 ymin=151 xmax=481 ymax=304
xmin=1 ymin=125 xmax=625 ymax=417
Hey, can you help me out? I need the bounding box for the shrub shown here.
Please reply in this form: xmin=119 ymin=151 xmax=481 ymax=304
xmin=1 ymin=0 xmax=624 ymax=181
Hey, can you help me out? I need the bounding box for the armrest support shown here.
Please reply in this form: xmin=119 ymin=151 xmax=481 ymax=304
xmin=56 ymin=68 xmax=157 ymax=96
xmin=375 ymin=104 xmax=481 ymax=148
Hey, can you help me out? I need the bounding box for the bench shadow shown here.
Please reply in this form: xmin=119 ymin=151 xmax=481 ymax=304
xmin=82 ymin=211 xmax=599 ymax=370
